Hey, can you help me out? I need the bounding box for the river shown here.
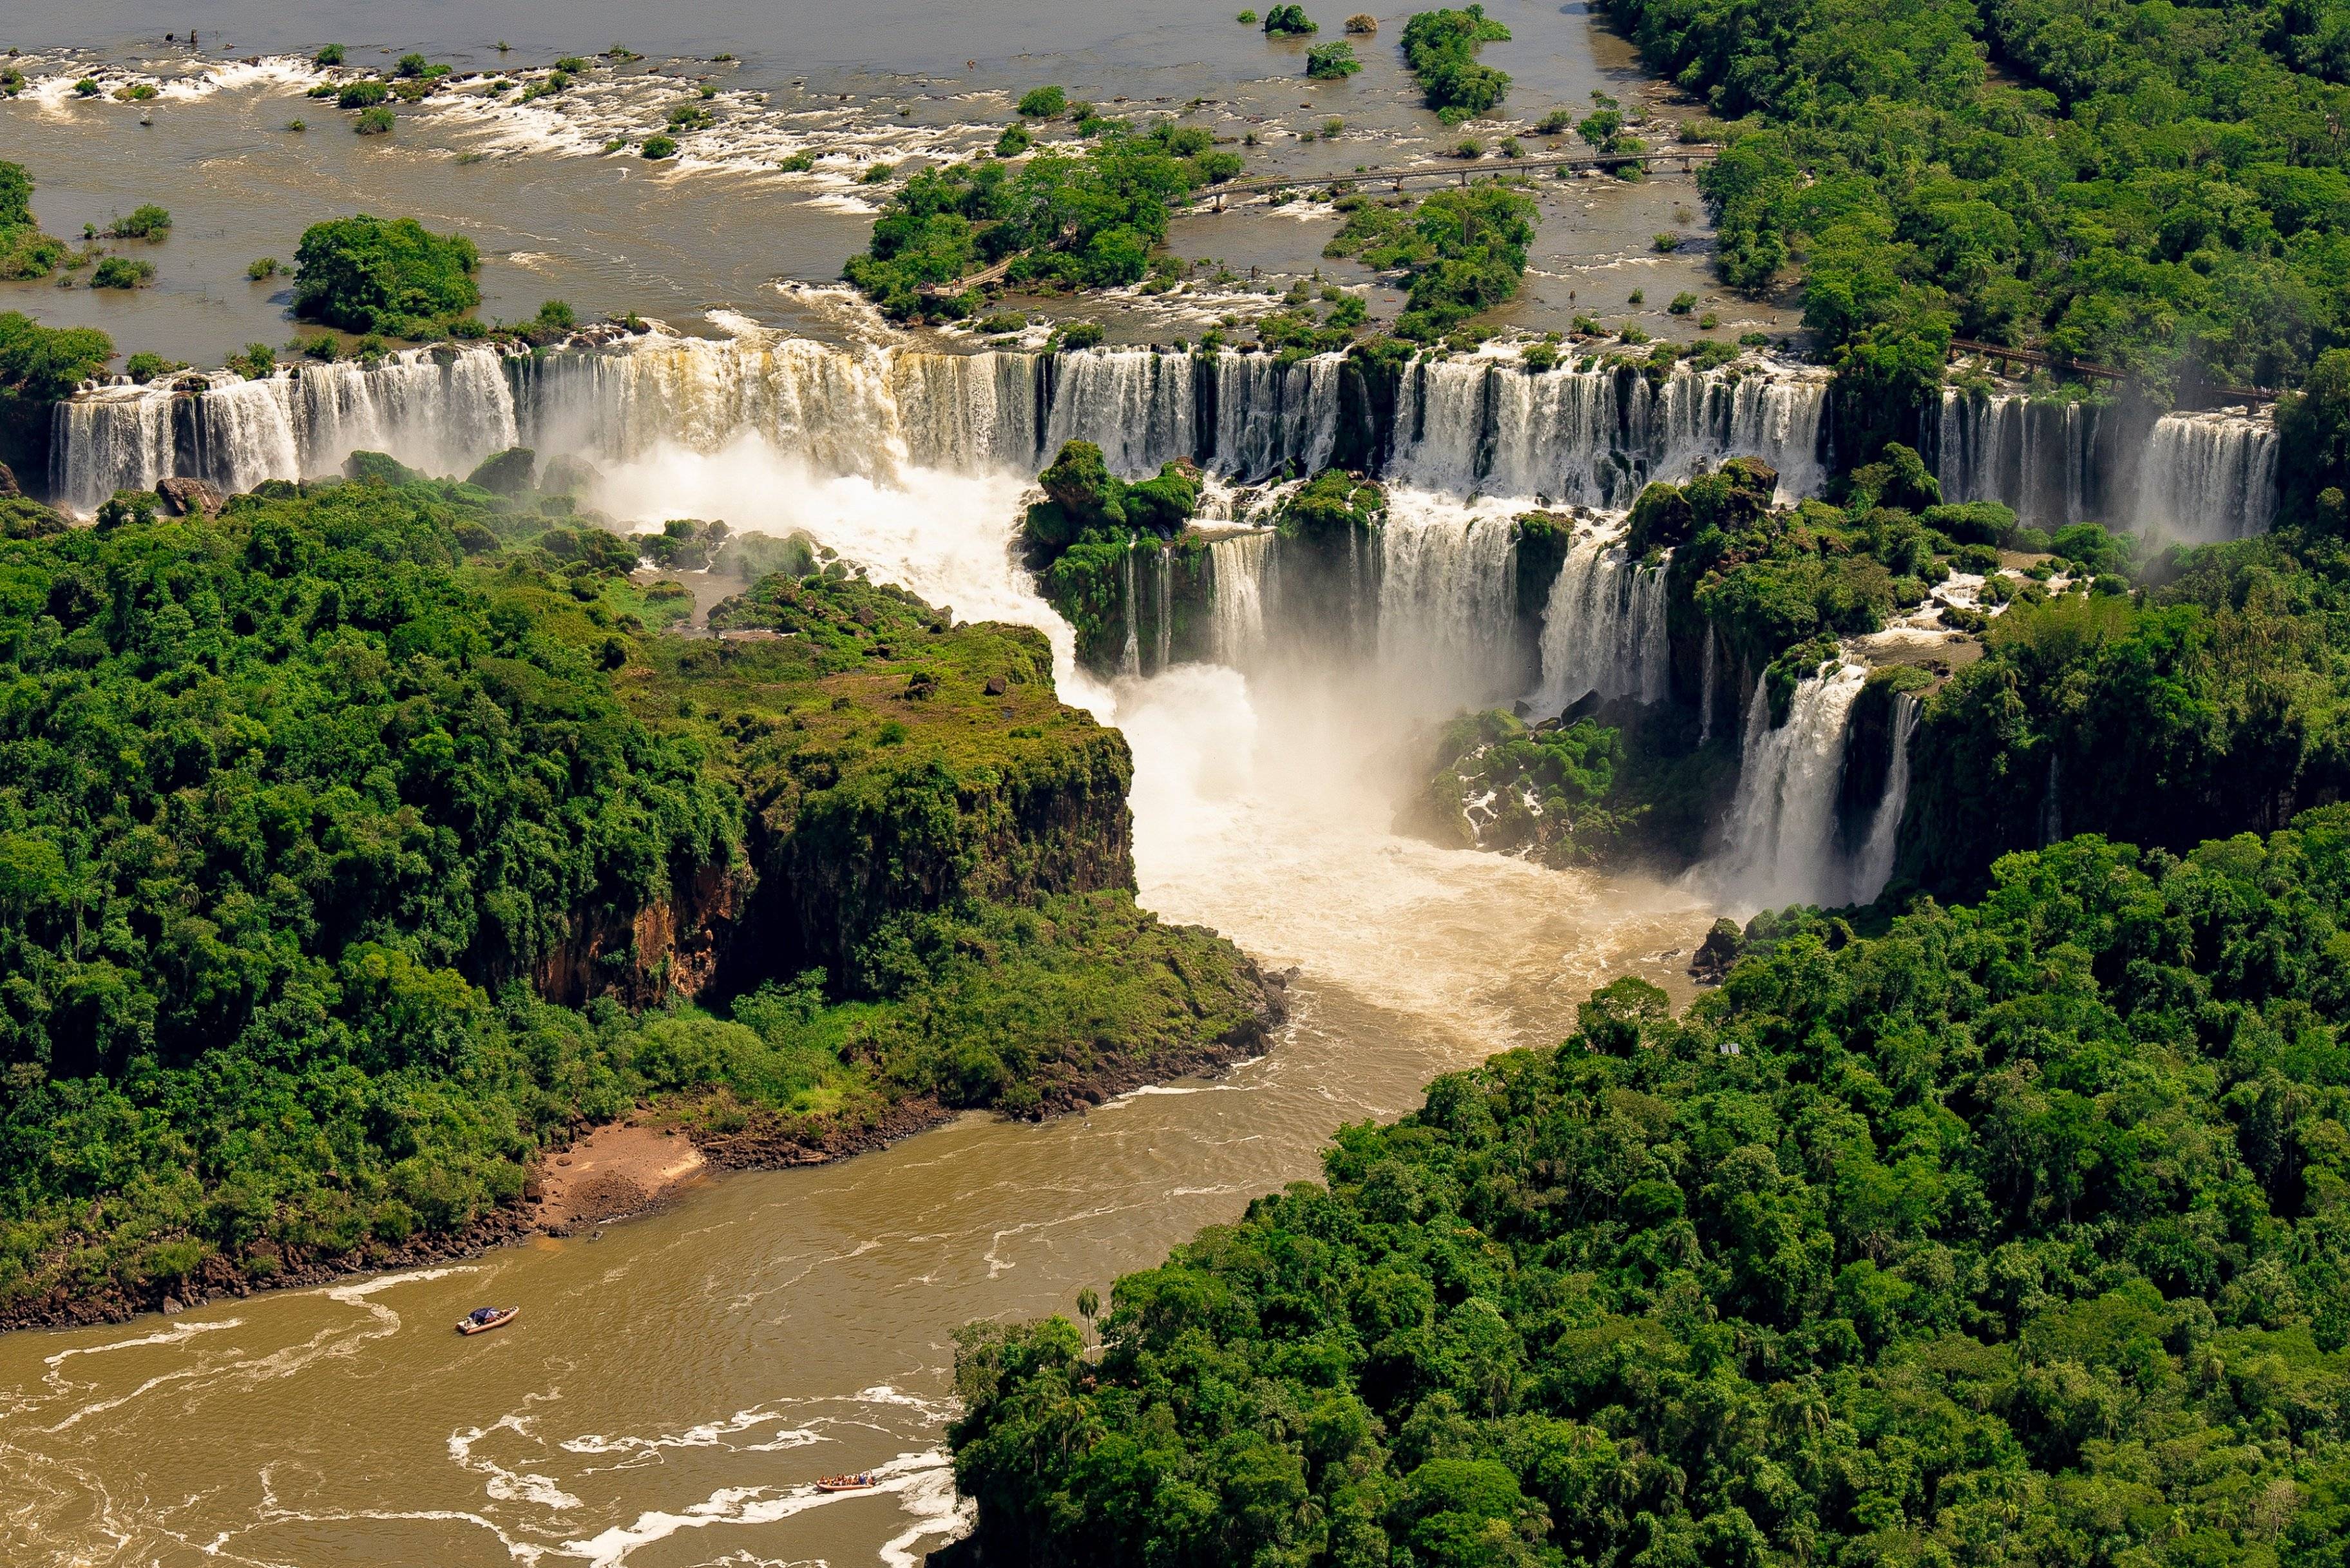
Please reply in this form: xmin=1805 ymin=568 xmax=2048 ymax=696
xmin=0 ymin=3 xmax=1728 ymax=1563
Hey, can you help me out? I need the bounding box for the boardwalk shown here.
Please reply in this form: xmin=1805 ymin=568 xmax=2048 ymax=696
xmin=1949 ymin=338 xmax=2277 ymax=403
xmin=1185 ymin=146 xmax=1719 ymax=204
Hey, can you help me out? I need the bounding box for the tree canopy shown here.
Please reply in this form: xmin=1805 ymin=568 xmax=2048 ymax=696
xmin=952 ymin=813 xmax=2350 ymax=1567
xmin=291 ymin=215 xmax=482 ymax=338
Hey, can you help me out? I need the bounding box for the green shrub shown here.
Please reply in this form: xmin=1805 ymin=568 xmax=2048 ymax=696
xmin=1305 ymin=41 xmax=1360 ymax=78
xmin=862 ymin=162 xmax=895 ymax=184
xmin=993 ymin=123 xmax=1033 ymax=157
xmin=354 ymin=104 xmax=396 ymax=134
xmin=108 ymin=204 xmax=171 ymax=240
xmin=1263 ymin=5 xmax=1319 ymax=35
xmin=1668 ymin=290 xmax=1697 ymax=314
xmin=247 ymin=256 xmax=281 ymax=280
xmin=291 ymin=213 xmax=481 ymax=333
xmin=337 ymin=79 xmax=389 ymax=108
xmin=90 ymin=256 xmax=156 ymax=288
xmin=642 ymin=135 xmax=678 ymax=159
xmin=314 ymin=44 xmax=345 ymax=66
xmin=73 ymin=79 xmax=100 ymax=98
xmin=1017 ymin=85 xmax=1066 ymax=119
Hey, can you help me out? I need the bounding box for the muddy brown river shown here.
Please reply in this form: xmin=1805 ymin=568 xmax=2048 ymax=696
xmin=0 ymin=3 xmax=1732 ymax=1562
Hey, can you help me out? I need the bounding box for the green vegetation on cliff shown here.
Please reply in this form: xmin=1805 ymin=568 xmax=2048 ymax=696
xmin=0 ymin=312 xmax=113 ymax=493
xmin=0 ymin=469 xmax=1267 ymax=1317
xmin=843 ymin=124 xmax=1244 ymax=319
xmin=292 ymin=215 xmax=483 ymax=338
xmin=1902 ymin=517 xmax=2350 ymax=899
xmin=1024 ymin=439 xmax=1208 ymax=669
xmin=952 ymin=812 xmax=2350 ymax=1567
xmin=1607 ymin=0 xmax=2350 ymax=452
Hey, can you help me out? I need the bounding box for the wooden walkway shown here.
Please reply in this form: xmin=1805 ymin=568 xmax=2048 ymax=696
xmin=1949 ymin=338 xmax=2278 ymax=404
xmin=1186 ymin=147 xmax=1719 ymax=205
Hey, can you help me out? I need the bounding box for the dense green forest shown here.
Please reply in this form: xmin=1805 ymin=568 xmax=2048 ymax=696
xmin=0 ymin=467 xmax=1267 ymax=1317
xmin=1605 ymin=0 xmax=2350 ymax=455
xmin=950 ymin=814 xmax=2350 ymax=1567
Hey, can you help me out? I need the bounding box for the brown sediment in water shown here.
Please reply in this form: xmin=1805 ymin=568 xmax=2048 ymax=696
xmin=0 ymin=982 xmax=1286 ymax=1336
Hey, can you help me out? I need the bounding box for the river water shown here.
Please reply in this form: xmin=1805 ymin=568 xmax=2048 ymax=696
xmin=0 ymin=3 xmax=1723 ymax=1563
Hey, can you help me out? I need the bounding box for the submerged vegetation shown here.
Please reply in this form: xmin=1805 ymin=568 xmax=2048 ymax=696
xmin=0 ymin=470 xmax=1267 ymax=1317
xmin=953 ymin=812 xmax=2350 ymax=1567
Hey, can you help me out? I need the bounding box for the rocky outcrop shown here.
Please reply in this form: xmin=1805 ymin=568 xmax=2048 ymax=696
xmin=155 ymin=475 xmax=225 ymax=517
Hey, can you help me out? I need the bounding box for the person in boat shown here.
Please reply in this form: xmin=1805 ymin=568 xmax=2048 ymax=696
xmin=468 ymin=1306 xmax=504 ymax=1326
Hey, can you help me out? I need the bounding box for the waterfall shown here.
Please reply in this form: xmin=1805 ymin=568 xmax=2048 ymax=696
xmin=1041 ymin=349 xmax=1196 ymax=475
xmin=1707 ymin=665 xmax=1868 ymax=909
xmin=1154 ymin=546 xmax=1172 ymax=673
xmin=1210 ymin=352 xmax=1344 ymax=481
xmin=1698 ymin=626 xmax=1718 ymax=743
xmin=1119 ymin=546 xmax=1141 ymax=678
xmin=1929 ymin=390 xmax=2103 ymax=527
xmin=1390 ymin=356 xmax=1831 ymax=504
xmin=2139 ymin=410 xmax=2278 ymax=542
xmin=50 ymin=349 xmax=519 ymax=512
xmin=1930 ymin=389 xmax=2281 ymax=539
xmin=1207 ymin=532 xmax=1271 ymax=667
xmin=1846 ymin=693 xmax=1918 ymax=904
xmin=1375 ymin=496 xmax=1521 ymax=708
xmin=1531 ymin=529 xmax=1670 ymax=711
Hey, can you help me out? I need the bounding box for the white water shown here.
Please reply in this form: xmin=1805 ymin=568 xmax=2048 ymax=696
xmin=1207 ymin=533 xmax=1271 ymax=666
xmin=1848 ymin=693 xmax=1918 ymax=904
xmin=1375 ymin=493 xmax=1523 ymax=711
xmin=1390 ymin=356 xmax=1829 ymax=504
xmin=1929 ymin=389 xmax=2279 ymax=540
xmin=1704 ymin=666 xmax=1868 ymax=912
xmin=2141 ymin=410 xmax=2280 ymax=542
xmin=1532 ymin=526 xmax=1670 ymax=711
xmin=52 ymin=350 xmax=519 ymax=510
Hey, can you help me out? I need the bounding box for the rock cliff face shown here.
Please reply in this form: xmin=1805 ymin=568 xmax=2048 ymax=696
xmin=559 ymin=575 xmax=1186 ymax=1007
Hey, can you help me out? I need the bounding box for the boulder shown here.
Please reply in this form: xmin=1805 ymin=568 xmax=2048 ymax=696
xmin=0 ymin=459 xmax=18 ymax=498
xmin=465 ymin=446 xmax=537 ymax=495
xmin=155 ymin=476 xmax=227 ymax=517
xmin=1688 ymin=918 xmax=1744 ymax=984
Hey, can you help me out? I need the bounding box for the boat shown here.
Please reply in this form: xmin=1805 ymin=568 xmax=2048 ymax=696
xmin=815 ymin=1472 xmax=877 ymax=1492
xmin=456 ymin=1306 xmax=521 ymax=1335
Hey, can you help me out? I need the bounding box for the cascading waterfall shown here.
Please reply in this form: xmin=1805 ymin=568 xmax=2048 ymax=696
xmin=1706 ymin=666 xmax=1869 ymax=910
xmin=1209 ymin=352 xmax=1343 ymax=481
xmin=1929 ymin=390 xmax=2103 ymax=527
xmin=1040 ymin=348 xmax=1196 ymax=475
xmin=1531 ymin=529 xmax=1670 ymax=711
xmin=1375 ymin=497 xmax=1520 ymax=707
xmin=1929 ymin=389 xmax=2281 ymax=539
xmin=51 ymin=349 xmax=519 ymax=512
xmin=1698 ymin=626 xmax=1718 ymax=743
xmin=1154 ymin=546 xmax=1173 ymax=673
xmin=1846 ymin=693 xmax=1918 ymax=904
xmin=1206 ymin=532 xmax=1271 ymax=666
xmin=1119 ymin=547 xmax=1142 ymax=678
xmin=2140 ymin=411 xmax=2279 ymax=542
xmin=1390 ymin=356 xmax=1831 ymax=504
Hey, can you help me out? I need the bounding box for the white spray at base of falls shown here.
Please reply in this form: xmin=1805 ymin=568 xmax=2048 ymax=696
xmin=1532 ymin=528 xmax=1670 ymax=711
xmin=1703 ymin=666 xmax=1868 ymax=912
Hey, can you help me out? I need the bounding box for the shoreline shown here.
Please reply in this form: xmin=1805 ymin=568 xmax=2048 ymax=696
xmin=0 ymin=974 xmax=1288 ymax=1337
